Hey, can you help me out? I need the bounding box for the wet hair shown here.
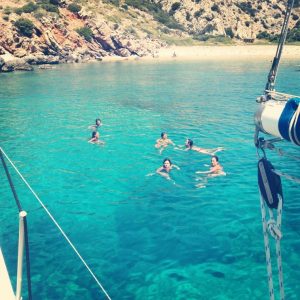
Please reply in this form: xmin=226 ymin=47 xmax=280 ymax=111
xmin=161 ymin=132 xmax=166 ymax=138
xmin=187 ymin=139 xmax=193 ymax=147
xmin=95 ymin=118 xmax=101 ymax=125
xmin=92 ymin=131 xmax=97 ymax=138
xmin=163 ymin=158 xmax=172 ymax=165
xmin=211 ymin=155 xmax=219 ymax=162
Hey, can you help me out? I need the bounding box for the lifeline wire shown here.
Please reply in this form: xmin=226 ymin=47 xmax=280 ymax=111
xmin=0 ymin=147 xmax=112 ymax=300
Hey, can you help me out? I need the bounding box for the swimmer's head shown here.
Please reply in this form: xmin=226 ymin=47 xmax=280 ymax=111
xmin=161 ymin=132 xmax=167 ymax=139
xmin=185 ymin=139 xmax=193 ymax=148
xmin=163 ymin=158 xmax=172 ymax=169
xmin=211 ymin=155 xmax=219 ymax=165
xmin=95 ymin=118 xmax=101 ymax=126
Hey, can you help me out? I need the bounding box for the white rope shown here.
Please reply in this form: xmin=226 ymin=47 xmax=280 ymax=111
xmin=292 ymin=105 xmax=300 ymax=145
xmin=0 ymin=147 xmax=112 ymax=300
xmin=260 ymin=193 xmax=275 ymax=300
xmin=260 ymin=193 xmax=285 ymax=300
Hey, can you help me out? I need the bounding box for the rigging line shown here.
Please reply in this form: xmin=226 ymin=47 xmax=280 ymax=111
xmin=265 ymin=0 xmax=295 ymax=91
xmin=0 ymin=147 xmax=112 ymax=300
xmin=263 ymin=142 xmax=300 ymax=161
xmin=265 ymin=90 xmax=300 ymax=99
xmin=0 ymin=149 xmax=23 ymax=211
xmin=272 ymin=169 xmax=300 ymax=184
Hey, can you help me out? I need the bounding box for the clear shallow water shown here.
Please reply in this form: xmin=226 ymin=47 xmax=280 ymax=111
xmin=0 ymin=58 xmax=300 ymax=300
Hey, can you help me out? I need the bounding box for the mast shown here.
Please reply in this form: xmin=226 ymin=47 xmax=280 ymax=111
xmin=265 ymin=0 xmax=295 ymax=92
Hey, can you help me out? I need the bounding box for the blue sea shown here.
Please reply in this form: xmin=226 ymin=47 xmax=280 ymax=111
xmin=0 ymin=57 xmax=300 ymax=300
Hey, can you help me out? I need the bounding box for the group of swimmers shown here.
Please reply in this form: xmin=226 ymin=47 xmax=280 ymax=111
xmin=88 ymin=120 xmax=225 ymax=187
xmin=154 ymin=132 xmax=225 ymax=186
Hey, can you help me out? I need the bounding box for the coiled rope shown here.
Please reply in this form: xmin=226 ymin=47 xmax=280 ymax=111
xmin=0 ymin=147 xmax=112 ymax=300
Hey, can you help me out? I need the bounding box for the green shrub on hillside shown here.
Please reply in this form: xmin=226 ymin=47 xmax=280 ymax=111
xmin=67 ymin=3 xmax=81 ymax=13
xmin=125 ymin=0 xmax=159 ymax=13
xmin=292 ymin=14 xmax=299 ymax=21
xmin=186 ymin=12 xmax=191 ymax=21
xmin=236 ymin=2 xmax=257 ymax=17
xmin=171 ymin=2 xmax=180 ymax=12
xmin=155 ymin=11 xmax=184 ymax=30
xmin=225 ymin=27 xmax=234 ymax=38
xmin=256 ymin=31 xmax=271 ymax=39
xmin=125 ymin=0 xmax=183 ymax=31
xmin=287 ymin=28 xmax=300 ymax=42
xmin=257 ymin=28 xmax=300 ymax=43
xmin=211 ymin=4 xmax=220 ymax=13
xmin=49 ymin=0 xmax=60 ymax=5
xmin=14 ymin=18 xmax=35 ymax=37
xmin=4 ymin=7 xmax=13 ymax=15
xmin=41 ymin=3 xmax=59 ymax=13
xmin=103 ymin=0 xmax=120 ymax=6
xmin=15 ymin=2 xmax=38 ymax=14
xmin=256 ymin=31 xmax=279 ymax=42
xmin=194 ymin=9 xmax=204 ymax=18
xmin=76 ymin=26 xmax=93 ymax=42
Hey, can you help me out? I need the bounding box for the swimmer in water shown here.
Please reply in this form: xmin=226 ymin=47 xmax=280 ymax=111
xmin=88 ymin=131 xmax=105 ymax=144
xmin=196 ymin=155 xmax=225 ymax=177
xmin=185 ymin=139 xmax=224 ymax=156
xmin=156 ymin=158 xmax=180 ymax=180
xmin=195 ymin=155 xmax=225 ymax=188
xmin=155 ymin=132 xmax=175 ymax=153
xmin=88 ymin=118 xmax=102 ymax=131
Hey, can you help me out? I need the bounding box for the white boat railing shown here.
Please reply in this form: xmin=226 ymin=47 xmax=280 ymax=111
xmin=16 ymin=211 xmax=27 ymax=300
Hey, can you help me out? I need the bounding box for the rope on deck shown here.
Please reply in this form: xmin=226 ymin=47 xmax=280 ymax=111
xmin=0 ymin=147 xmax=112 ymax=300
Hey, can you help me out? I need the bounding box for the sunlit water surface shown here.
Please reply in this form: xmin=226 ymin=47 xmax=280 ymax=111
xmin=0 ymin=58 xmax=300 ymax=300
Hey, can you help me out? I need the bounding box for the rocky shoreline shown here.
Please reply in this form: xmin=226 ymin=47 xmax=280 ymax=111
xmin=1 ymin=0 xmax=299 ymax=72
xmin=0 ymin=2 xmax=165 ymax=72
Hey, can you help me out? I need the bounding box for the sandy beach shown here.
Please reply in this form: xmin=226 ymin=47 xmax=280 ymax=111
xmin=102 ymin=45 xmax=300 ymax=62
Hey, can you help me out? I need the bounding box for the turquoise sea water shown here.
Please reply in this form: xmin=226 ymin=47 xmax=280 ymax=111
xmin=0 ymin=58 xmax=300 ymax=300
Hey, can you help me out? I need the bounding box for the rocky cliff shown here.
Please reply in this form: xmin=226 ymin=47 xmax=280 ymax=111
xmin=0 ymin=0 xmax=299 ymax=72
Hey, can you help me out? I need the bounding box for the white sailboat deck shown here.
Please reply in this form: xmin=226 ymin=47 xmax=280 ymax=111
xmin=0 ymin=247 xmax=15 ymax=300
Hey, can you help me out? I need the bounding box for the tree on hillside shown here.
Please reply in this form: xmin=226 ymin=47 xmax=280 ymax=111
xmin=14 ymin=18 xmax=34 ymax=37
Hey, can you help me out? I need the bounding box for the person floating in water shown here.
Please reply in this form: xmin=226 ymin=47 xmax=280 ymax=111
xmin=156 ymin=158 xmax=180 ymax=180
xmin=195 ymin=155 xmax=225 ymax=188
xmin=155 ymin=132 xmax=175 ymax=153
xmin=196 ymin=155 xmax=226 ymax=177
xmin=88 ymin=118 xmax=102 ymax=131
xmin=88 ymin=131 xmax=105 ymax=144
xmin=185 ymin=139 xmax=224 ymax=156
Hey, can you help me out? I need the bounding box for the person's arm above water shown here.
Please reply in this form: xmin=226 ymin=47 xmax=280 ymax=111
xmin=172 ymin=164 xmax=180 ymax=170
xmin=168 ymin=139 xmax=175 ymax=146
xmin=195 ymin=170 xmax=211 ymax=174
xmin=155 ymin=139 xmax=162 ymax=148
xmin=88 ymin=137 xmax=96 ymax=143
xmin=156 ymin=167 xmax=171 ymax=179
